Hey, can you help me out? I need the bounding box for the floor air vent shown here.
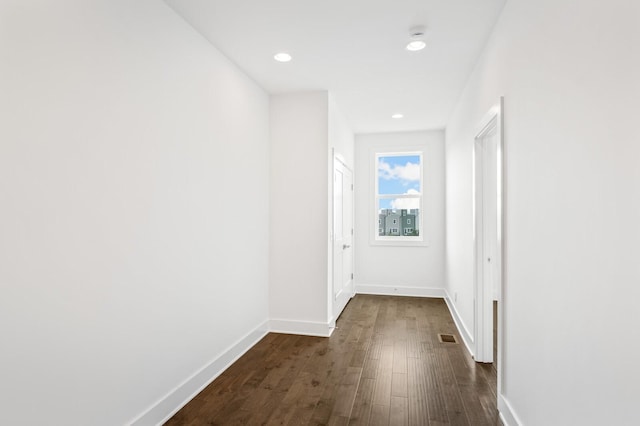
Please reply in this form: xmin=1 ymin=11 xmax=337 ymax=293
xmin=438 ymin=333 xmax=458 ymax=344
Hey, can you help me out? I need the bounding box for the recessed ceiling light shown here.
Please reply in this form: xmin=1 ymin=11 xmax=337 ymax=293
xmin=274 ymin=52 xmax=292 ymax=62
xmin=392 ymin=113 xmax=404 ymax=119
xmin=406 ymin=25 xmax=427 ymax=51
xmin=406 ymin=40 xmax=426 ymax=51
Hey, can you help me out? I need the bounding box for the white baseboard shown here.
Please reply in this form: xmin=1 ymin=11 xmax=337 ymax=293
xmin=498 ymin=394 xmax=523 ymax=426
xmin=128 ymin=320 xmax=269 ymax=426
xmin=269 ymin=319 xmax=335 ymax=337
xmin=355 ymin=283 xmax=445 ymax=298
xmin=443 ymin=290 xmax=475 ymax=357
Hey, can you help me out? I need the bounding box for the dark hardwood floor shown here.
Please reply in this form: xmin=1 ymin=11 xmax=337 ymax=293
xmin=166 ymin=295 xmax=500 ymax=426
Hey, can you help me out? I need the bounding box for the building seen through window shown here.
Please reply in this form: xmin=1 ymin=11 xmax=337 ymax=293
xmin=378 ymin=208 xmax=419 ymax=236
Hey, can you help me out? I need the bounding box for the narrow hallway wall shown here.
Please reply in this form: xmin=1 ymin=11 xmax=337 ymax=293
xmin=0 ymin=1 xmax=270 ymax=424
xmin=445 ymin=0 xmax=640 ymax=424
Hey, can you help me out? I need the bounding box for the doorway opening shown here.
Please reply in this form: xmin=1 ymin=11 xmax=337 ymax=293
xmin=473 ymin=98 xmax=504 ymax=394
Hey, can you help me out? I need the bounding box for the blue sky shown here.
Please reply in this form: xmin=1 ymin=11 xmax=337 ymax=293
xmin=378 ymin=154 xmax=421 ymax=210
xmin=378 ymin=155 xmax=421 ymax=194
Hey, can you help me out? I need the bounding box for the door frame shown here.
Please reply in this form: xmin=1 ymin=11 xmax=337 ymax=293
xmin=331 ymin=151 xmax=355 ymax=323
xmin=473 ymin=97 xmax=504 ymax=382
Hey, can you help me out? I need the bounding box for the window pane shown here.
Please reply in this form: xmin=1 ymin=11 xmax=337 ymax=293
xmin=377 ymin=154 xmax=421 ymax=195
xmin=377 ymin=202 xmax=420 ymax=237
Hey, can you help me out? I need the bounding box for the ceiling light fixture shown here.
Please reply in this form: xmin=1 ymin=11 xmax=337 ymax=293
xmin=406 ymin=40 xmax=426 ymax=51
xmin=406 ymin=25 xmax=427 ymax=51
xmin=274 ymin=52 xmax=292 ymax=62
xmin=392 ymin=113 xmax=404 ymax=119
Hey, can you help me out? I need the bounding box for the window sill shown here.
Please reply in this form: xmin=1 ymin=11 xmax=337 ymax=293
xmin=370 ymin=237 xmax=429 ymax=247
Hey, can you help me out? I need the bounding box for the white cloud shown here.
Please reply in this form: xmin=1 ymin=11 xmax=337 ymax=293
xmin=378 ymin=159 xmax=420 ymax=182
xmin=390 ymin=197 xmax=420 ymax=210
xmin=389 ymin=189 xmax=420 ymax=210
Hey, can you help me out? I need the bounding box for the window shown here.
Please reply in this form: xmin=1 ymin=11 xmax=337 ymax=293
xmin=375 ymin=152 xmax=422 ymax=242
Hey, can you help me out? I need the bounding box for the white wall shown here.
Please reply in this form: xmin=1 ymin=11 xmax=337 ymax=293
xmin=0 ymin=1 xmax=269 ymax=425
xmin=269 ymin=92 xmax=331 ymax=334
xmin=354 ymin=131 xmax=446 ymax=296
xmin=328 ymin=94 xmax=355 ymax=168
xmin=270 ymin=92 xmax=355 ymax=333
xmin=445 ymin=0 xmax=640 ymax=424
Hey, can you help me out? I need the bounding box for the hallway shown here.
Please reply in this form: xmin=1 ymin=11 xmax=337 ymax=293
xmin=167 ymin=295 xmax=499 ymax=425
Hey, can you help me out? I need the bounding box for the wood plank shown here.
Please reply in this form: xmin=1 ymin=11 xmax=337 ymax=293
xmin=371 ymin=367 xmax=392 ymax=407
xmin=348 ymin=377 xmax=375 ymax=426
xmin=390 ymin=396 xmax=408 ymax=426
xmin=424 ymin=351 xmax=450 ymax=425
xmin=392 ymin=339 xmax=408 ymax=374
xmin=330 ymin=366 xmax=362 ymax=418
xmin=434 ymin=347 xmax=469 ymax=426
xmin=407 ymin=356 xmax=429 ymax=426
xmin=391 ymin=372 xmax=408 ymax=398
xmin=369 ymin=404 xmax=390 ymax=426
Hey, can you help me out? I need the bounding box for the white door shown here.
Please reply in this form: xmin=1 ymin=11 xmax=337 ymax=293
xmin=333 ymin=158 xmax=353 ymax=321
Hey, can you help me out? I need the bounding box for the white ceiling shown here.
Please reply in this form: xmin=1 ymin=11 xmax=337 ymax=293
xmin=164 ymin=0 xmax=506 ymax=134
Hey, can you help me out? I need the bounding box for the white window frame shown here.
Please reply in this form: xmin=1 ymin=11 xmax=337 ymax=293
xmin=372 ymin=150 xmax=426 ymax=246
